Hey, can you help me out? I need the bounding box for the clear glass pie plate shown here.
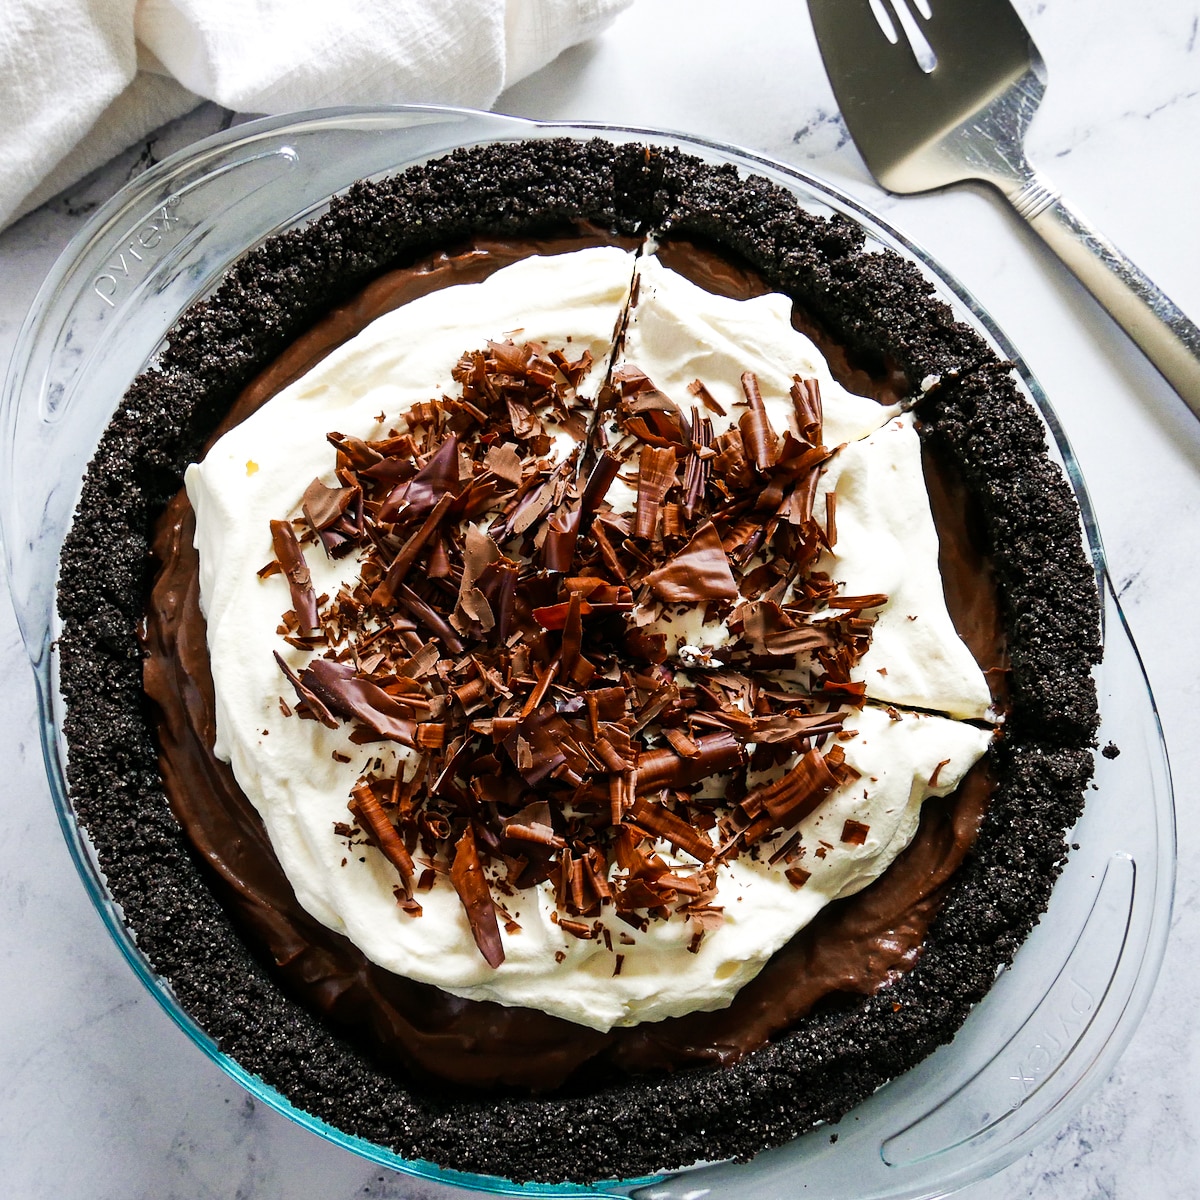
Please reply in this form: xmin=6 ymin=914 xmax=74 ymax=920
xmin=0 ymin=107 xmax=1176 ymax=1199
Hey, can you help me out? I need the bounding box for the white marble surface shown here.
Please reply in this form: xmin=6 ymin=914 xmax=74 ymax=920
xmin=1 ymin=1 xmax=1198 ymax=1196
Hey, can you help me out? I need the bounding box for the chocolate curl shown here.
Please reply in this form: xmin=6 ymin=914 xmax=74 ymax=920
xmin=505 ymin=457 xmax=572 ymax=539
xmin=327 ymin=430 xmax=383 ymax=471
xmin=623 ymin=626 xmax=668 ymax=665
xmin=426 ymin=534 xmax=451 ymax=578
xmin=542 ymin=451 xmax=621 ymax=572
xmin=813 ymin=679 xmax=869 ymax=705
xmin=393 ymin=641 xmax=438 ymax=682
xmin=274 ymin=650 xmax=338 ymax=728
xmin=542 ymin=510 xmax=580 ymax=574
xmin=492 ymin=561 xmax=519 ymax=642
xmin=531 ymin=598 xmax=594 ymax=631
xmin=687 ymin=377 xmax=726 ymax=417
xmin=450 ymin=826 xmax=505 ymax=968
xmin=348 ymin=781 xmax=415 ymax=891
xmin=790 ymin=375 xmax=823 ymax=446
xmin=663 ymin=727 xmax=701 ymax=758
xmin=269 ymin=519 xmax=319 ymax=633
xmin=827 ymin=593 xmax=889 ymax=612
xmin=634 ymin=445 xmax=678 ymax=540
xmin=609 ymin=770 xmax=635 ymax=825
xmin=580 ymin=449 xmax=623 ymax=522
xmin=559 ymin=591 xmax=585 ymax=677
xmin=452 ymin=525 xmax=503 ymax=635
xmin=710 ymin=429 xmax=755 ymax=492
xmin=502 ymin=800 xmax=566 ymax=850
xmin=788 ymin=465 xmax=820 ymax=528
xmin=737 ymin=599 xmax=836 ymax=657
xmin=300 ymin=658 xmax=420 ymax=746
xmin=374 ymin=491 xmax=454 ymax=605
xmin=709 ymin=709 xmax=845 ymax=744
xmin=514 ymin=710 xmax=589 ymax=788
xmin=739 ymin=748 xmax=842 ymax=844
xmin=487 ymin=337 xmax=533 ymax=374
xmin=595 ymin=736 xmax=633 ymax=774
xmin=546 ymin=344 xmax=594 ymax=388
xmin=612 ymin=362 xmax=650 ymax=391
xmin=591 ymin=519 xmax=627 ymax=582
xmin=629 ymin=680 xmax=680 ymax=735
xmin=394 ymin=584 xmax=465 ymax=654
xmin=301 ymin=478 xmax=362 ymax=559
xmin=738 ymin=371 xmax=777 ymax=471
xmin=379 ymin=434 xmax=460 ymax=522
xmin=590 ymin=686 xmax=628 ymax=722
xmin=519 ymin=658 xmax=560 ymax=720
xmin=621 ymin=380 xmax=686 ymax=420
xmin=584 ymin=847 xmax=614 ymax=903
xmin=643 ymin=520 xmax=739 ymax=604
xmin=681 ymin=410 xmax=712 ymax=518
xmin=636 ymin=730 xmax=745 ymax=791
xmin=627 ymin=796 xmax=714 ymax=863
xmin=482 ymin=441 xmax=524 ymax=486
xmin=301 ymin=477 xmax=354 ymax=528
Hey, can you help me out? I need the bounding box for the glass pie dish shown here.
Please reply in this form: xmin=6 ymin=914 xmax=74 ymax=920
xmin=0 ymin=107 xmax=1176 ymax=1199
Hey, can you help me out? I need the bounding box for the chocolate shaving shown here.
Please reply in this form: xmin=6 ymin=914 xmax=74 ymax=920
xmin=634 ymin=445 xmax=678 ymax=540
xmin=349 ymin=781 xmax=416 ymax=890
xmin=269 ymin=519 xmax=319 ymax=633
xmin=265 ymin=330 xmax=890 ymax=968
xmin=274 ymin=650 xmax=338 ymax=728
xmin=628 ymin=797 xmax=714 ymax=862
xmin=644 ymin=520 xmax=738 ymax=603
xmin=379 ymin=434 xmax=461 ymax=523
xmin=483 ymin=441 xmax=524 ymax=486
xmin=376 ymin=492 xmax=455 ymax=604
xmin=637 ymin=731 xmax=744 ymax=791
xmin=301 ymin=659 xmax=420 ymax=746
xmin=301 ymin=478 xmax=362 ymax=558
xmin=738 ymin=372 xmax=777 ymax=471
xmin=688 ymin=377 xmax=726 ymax=416
xmin=790 ymin=375 xmax=823 ymax=445
xmin=450 ymin=826 xmax=505 ymax=968
xmin=738 ymin=748 xmax=842 ymax=846
xmin=841 ymin=819 xmax=870 ymax=845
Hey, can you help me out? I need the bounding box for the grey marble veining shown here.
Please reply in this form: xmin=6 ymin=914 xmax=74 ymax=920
xmin=2 ymin=1 xmax=1198 ymax=1196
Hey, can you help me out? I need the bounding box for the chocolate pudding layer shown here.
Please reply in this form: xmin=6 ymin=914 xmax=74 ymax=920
xmin=58 ymin=138 xmax=1100 ymax=1182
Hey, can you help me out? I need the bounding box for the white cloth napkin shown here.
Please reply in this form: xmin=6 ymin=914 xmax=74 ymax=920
xmin=0 ymin=0 xmax=632 ymax=229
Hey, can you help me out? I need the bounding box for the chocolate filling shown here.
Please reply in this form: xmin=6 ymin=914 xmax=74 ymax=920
xmin=143 ymin=231 xmax=1007 ymax=1092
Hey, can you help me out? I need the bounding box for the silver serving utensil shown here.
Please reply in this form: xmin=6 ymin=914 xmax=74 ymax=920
xmin=806 ymin=0 xmax=1200 ymax=419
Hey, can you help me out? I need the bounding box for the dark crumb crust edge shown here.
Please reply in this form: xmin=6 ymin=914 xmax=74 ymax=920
xmin=56 ymin=137 xmax=1101 ymax=1184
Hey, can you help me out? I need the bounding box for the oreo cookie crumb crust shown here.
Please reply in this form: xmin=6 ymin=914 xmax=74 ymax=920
xmin=57 ymin=138 xmax=1100 ymax=1183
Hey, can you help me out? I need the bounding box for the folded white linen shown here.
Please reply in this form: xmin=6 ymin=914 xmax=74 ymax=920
xmin=0 ymin=0 xmax=632 ymax=230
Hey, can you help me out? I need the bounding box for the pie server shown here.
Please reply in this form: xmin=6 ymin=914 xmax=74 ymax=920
xmin=806 ymin=0 xmax=1200 ymax=420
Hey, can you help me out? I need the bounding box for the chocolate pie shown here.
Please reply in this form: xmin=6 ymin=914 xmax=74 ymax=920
xmin=58 ymin=138 xmax=1100 ymax=1183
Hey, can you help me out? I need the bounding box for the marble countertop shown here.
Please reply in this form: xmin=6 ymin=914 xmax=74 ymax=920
xmin=2 ymin=1 xmax=1197 ymax=1196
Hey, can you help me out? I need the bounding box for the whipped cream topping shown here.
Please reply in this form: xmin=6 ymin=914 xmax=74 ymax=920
xmin=624 ymin=255 xmax=900 ymax=447
xmin=187 ymin=248 xmax=995 ymax=1030
xmin=816 ymin=416 xmax=995 ymax=720
xmin=609 ymin=258 xmax=991 ymax=720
